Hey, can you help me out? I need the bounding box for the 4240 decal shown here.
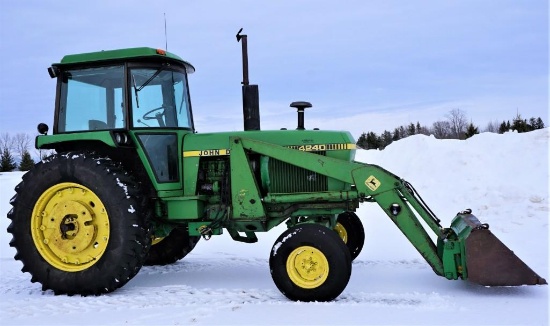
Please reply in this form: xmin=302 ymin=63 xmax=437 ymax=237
xmin=183 ymin=143 xmax=355 ymax=157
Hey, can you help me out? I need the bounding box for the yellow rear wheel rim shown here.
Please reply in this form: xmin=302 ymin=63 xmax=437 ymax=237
xmin=31 ymin=182 xmax=110 ymax=272
xmin=286 ymin=246 xmax=329 ymax=289
xmin=333 ymin=222 xmax=348 ymax=244
xmin=151 ymin=237 xmax=165 ymax=245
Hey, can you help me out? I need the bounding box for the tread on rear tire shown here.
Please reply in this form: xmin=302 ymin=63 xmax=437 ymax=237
xmin=7 ymin=151 xmax=152 ymax=295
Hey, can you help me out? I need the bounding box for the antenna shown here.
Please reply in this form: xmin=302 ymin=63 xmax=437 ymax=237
xmin=164 ymin=13 xmax=168 ymax=51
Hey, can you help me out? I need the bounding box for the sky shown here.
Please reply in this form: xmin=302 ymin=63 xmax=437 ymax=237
xmin=0 ymin=1 xmax=548 ymax=139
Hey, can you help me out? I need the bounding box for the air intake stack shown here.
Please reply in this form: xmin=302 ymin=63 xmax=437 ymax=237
xmin=237 ymin=28 xmax=260 ymax=131
xmin=290 ymin=101 xmax=312 ymax=130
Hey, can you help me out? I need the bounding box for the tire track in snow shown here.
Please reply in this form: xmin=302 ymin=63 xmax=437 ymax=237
xmin=139 ymin=254 xmax=267 ymax=275
xmin=1 ymin=256 xmax=455 ymax=322
xmin=352 ymin=258 xmax=430 ymax=269
xmin=2 ymin=284 xmax=453 ymax=321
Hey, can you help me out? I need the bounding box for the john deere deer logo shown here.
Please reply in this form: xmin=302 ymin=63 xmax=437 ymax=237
xmin=365 ymin=176 xmax=381 ymax=191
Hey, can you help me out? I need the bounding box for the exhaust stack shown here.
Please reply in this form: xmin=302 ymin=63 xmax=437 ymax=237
xmin=237 ymin=28 xmax=260 ymax=131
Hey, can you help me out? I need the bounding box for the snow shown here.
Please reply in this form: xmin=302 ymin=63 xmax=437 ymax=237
xmin=272 ymin=229 xmax=300 ymax=256
xmin=115 ymin=177 xmax=130 ymax=197
xmin=0 ymin=129 xmax=548 ymax=325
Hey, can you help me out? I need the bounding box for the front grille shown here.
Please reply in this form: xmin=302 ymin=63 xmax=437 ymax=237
xmin=268 ymin=152 xmax=327 ymax=193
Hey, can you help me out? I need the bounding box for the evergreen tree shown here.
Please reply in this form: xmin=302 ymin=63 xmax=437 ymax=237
xmin=19 ymin=150 xmax=35 ymax=171
xmin=512 ymin=114 xmax=529 ymax=132
xmin=377 ymin=135 xmax=384 ymax=149
xmin=534 ymin=117 xmax=545 ymax=129
xmin=356 ymin=132 xmax=368 ymax=149
xmin=407 ymin=123 xmax=416 ymax=136
xmin=498 ymin=121 xmax=507 ymax=134
xmin=380 ymin=130 xmax=393 ymax=149
xmin=0 ymin=148 xmax=17 ymax=172
xmin=392 ymin=127 xmax=401 ymax=141
xmin=398 ymin=125 xmax=407 ymax=138
xmin=529 ymin=117 xmax=537 ymax=130
xmin=499 ymin=120 xmax=512 ymax=133
xmin=464 ymin=123 xmax=479 ymax=139
xmin=416 ymin=122 xmax=421 ymax=134
xmin=365 ymin=131 xmax=380 ymax=149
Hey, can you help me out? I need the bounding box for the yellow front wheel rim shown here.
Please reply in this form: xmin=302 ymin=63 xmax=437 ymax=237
xmin=286 ymin=246 xmax=329 ymax=289
xmin=333 ymin=222 xmax=348 ymax=244
xmin=31 ymin=182 xmax=110 ymax=272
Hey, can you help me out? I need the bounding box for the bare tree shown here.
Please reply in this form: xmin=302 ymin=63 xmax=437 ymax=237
xmin=416 ymin=124 xmax=431 ymax=136
xmin=34 ymin=148 xmax=55 ymax=161
xmin=14 ymin=133 xmax=32 ymax=159
xmin=0 ymin=132 xmax=14 ymax=152
xmin=445 ymin=108 xmax=468 ymax=139
xmin=431 ymin=120 xmax=451 ymax=139
xmin=484 ymin=120 xmax=500 ymax=133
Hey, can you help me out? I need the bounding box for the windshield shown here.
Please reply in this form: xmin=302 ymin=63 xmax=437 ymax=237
xmin=131 ymin=67 xmax=192 ymax=129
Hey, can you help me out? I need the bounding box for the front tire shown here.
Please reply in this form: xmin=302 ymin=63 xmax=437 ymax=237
xmin=7 ymin=151 xmax=152 ymax=295
xmin=269 ymin=224 xmax=352 ymax=302
xmin=334 ymin=212 xmax=365 ymax=261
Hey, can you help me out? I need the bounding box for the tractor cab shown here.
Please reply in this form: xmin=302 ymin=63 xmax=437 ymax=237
xmin=48 ymin=47 xmax=195 ymax=134
xmin=40 ymin=48 xmax=196 ymax=186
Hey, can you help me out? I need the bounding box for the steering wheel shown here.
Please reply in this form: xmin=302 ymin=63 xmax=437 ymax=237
xmin=142 ymin=106 xmax=165 ymax=120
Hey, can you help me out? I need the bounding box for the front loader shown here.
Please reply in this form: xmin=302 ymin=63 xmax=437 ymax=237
xmin=7 ymin=30 xmax=546 ymax=301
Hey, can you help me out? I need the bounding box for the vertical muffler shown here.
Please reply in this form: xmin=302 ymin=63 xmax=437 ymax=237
xmin=237 ymin=28 xmax=260 ymax=131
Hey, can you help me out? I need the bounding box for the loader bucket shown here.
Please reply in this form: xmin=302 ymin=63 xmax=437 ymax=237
xmin=451 ymin=213 xmax=547 ymax=286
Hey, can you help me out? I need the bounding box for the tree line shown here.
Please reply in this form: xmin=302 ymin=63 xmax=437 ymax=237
xmin=0 ymin=133 xmax=46 ymax=172
xmin=356 ymin=109 xmax=545 ymax=150
xmin=0 ymin=109 xmax=546 ymax=171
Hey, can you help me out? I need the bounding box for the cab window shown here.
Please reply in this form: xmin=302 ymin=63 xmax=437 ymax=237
xmin=130 ymin=67 xmax=192 ymax=129
xmin=58 ymin=65 xmax=125 ymax=132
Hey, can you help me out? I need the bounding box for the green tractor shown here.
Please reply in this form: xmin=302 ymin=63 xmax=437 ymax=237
xmin=7 ymin=30 xmax=546 ymax=301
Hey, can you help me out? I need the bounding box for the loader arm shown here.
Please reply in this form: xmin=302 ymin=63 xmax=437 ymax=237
xmin=234 ymin=137 xmax=446 ymax=276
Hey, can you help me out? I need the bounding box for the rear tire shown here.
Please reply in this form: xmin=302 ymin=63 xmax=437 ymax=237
xmin=7 ymin=151 xmax=152 ymax=295
xmin=269 ymin=223 xmax=352 ymax=302
xmin=334 ymin=212 xmax=365 ymax=261
xmin=145 ymin=227 xmax=200 ymax=266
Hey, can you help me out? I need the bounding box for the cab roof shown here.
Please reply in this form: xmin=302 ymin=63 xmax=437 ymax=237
xmin=53 ymin=47 xmax=195 ymax=73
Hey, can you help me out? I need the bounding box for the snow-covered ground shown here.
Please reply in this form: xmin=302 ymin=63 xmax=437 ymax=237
xmin=0 ymin=129 xmax=548 ymax=325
